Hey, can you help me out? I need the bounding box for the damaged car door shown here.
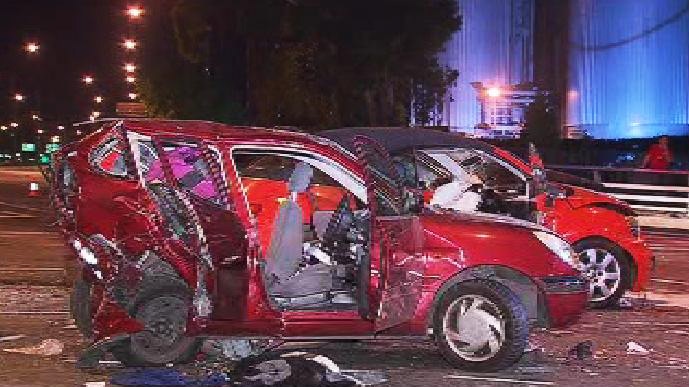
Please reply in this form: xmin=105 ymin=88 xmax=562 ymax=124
xmin=353 ymin=136 xmax=425 ymax=331
xmin=135 ymin=136 xmax=250 ymax=321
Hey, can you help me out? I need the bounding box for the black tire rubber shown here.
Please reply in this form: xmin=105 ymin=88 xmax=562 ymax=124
xmin=573 ymin=238 xmax=631 ymax=309
xmin=111 ymin=276 xmax=201 ymax=366
xmin=69 ymin=276 xmax=94 ymax=338
xmin=433 ymin=280 xmax=529 ymax=372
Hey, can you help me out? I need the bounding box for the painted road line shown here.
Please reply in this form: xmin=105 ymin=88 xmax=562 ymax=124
xmin=444 ymin=375 xmax=554 ymax=385
xmin=0 ymin=268 xmax=64 ymax=272
xmin=0 ymin=231 xmax=58 ymax=236
xmin=0 ymin=210 xmax=35 ymax=219
xmin=0 ymin=200 xmax=42 ymax=212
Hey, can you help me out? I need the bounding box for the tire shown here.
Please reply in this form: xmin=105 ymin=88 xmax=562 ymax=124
xmin=70 ymin=276 xmax=94 ymax=338
xmin=573 ymin=239 xmax=630 ymax=309
xmin=111 ymin=276 xmax=201 ymax=366
xmin=433 ymin=280 xmax=529 ymax=372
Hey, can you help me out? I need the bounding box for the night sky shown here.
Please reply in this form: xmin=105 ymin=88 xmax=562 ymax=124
xmin=0 ymin=1 xmax=138 ymax=133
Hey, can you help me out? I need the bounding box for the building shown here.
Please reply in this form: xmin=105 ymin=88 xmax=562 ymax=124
xmin=438 ymin=0 xmax=535 ymax=138
xmin=566 ymin=0 xmax=689 ymax=139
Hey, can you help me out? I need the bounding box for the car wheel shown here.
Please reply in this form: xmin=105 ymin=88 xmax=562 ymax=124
xmin=112 ymin=276 xmax=201 ymax=366
xmin=433 ymin=280 xmax=528 ymax=372
xmin=574 ymin=239 xmax=630 ymax=309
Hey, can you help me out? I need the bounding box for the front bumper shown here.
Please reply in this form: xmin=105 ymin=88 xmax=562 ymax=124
xmin=540 ymin=276 xmax=588 ymax=328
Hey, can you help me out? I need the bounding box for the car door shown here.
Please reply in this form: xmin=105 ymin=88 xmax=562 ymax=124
xmin=139 ymin=135 xmax=251 ymax=321
xmin=353 ymin=135 xmax=425 ymax=331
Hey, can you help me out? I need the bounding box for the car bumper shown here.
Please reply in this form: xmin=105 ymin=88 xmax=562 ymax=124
xmin=540 ymin=276 xmax=588 ymax=328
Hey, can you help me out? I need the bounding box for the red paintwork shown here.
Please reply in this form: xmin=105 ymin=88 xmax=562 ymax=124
xmin=53 ymin=120 xmax=585 ymax=345
xmin=491 ymin=145 xmax=653 ymax=292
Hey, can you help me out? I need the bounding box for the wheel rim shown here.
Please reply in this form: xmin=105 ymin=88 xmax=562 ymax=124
xmin=578 ymin=248 xmax=621 ymax=302
xmin=131 ymin=296 xmax=188 ymax=357
xmin=442 ymin=294 xmax=506 ymax=362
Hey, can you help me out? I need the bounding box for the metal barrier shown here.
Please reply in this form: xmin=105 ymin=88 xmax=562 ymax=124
xmin=547 ymin=165 xmax=689 ymax=217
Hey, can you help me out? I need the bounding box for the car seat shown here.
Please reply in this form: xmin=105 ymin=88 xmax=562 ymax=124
xmin=265 ymin=162 xmax=333 ymax=298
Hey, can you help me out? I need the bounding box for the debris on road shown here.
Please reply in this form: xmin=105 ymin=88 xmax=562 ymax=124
xmin=568 ymin=340 xmax=593 ymax=360
xmin=618 ymin=297 xmax=634 ymax=309
xmin=626 ymin=341 xmax=651 ymax=355
xmin=83 ymin=382 xmax=106 ymax=387
xmin=2 ymin=338 xmax=64 ymax=356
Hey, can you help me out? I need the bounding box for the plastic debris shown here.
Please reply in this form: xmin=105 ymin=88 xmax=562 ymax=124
xmin=111 ymin=369 xmax=226 ymax=387
xmin=626 ymin=341 xmax=650 ymax=355
xmin=2 ymin=338 xmax=63 ymax=356
xmin=568 ymin=340 xmax=593 ymax=360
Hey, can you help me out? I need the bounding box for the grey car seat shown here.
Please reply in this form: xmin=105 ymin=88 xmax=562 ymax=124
xmin=265 ymin=162 xmax=333 ymax=297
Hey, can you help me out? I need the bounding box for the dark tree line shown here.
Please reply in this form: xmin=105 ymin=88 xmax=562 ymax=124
xmin=138 ymin=0 xmax=460 ymax=130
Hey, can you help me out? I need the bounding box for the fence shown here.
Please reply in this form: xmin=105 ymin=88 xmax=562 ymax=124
xmin=547 ymin=165 xmax=689 ymax=219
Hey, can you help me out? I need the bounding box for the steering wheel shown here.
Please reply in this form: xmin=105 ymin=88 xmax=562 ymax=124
xmin=322 ymin=195 xmax=355 ymax=245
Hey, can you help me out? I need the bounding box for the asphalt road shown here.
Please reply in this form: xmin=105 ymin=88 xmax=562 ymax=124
xmin=1 ymin=166 xmax=689 ymax=387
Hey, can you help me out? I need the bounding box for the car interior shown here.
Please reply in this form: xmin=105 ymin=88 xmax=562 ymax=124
xmin=394 ymin=149 xmax=533 ymax=220
xmin=233 ymin=152 xmax=371 ymax=311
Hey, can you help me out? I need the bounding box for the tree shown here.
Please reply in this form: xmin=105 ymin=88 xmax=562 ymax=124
xmin=139 ymin=0 xmax=461 ymax=130
xmin=521 ymin=93 xmax=561 ymax=149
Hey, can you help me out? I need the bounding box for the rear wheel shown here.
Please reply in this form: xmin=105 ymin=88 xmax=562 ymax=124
xmin=574 ymin=239 xmax=630 ymax=309
xmin=433 ymin=280 xmax=528 ymax=372
xmin=112 ymin=277 xmax=200 ymax=366
xmin=70 ymin=276 xmax=94 ymax=338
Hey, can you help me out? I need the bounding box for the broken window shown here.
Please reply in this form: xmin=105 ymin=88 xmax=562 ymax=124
xmin=90 ymin=137 xmax=128 ymax=177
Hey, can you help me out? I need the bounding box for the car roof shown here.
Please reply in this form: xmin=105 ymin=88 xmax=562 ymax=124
xmin=319 ymin=127 xmax=496 ymax=154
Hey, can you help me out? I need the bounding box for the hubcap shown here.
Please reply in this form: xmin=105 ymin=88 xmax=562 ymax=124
xmin=442 ymin=294 xmax=506 ymax=362
xmin=578 ymin=248 xmax=621 ymax=302
xmin=131 ymin=296 xmax=188 ymax=356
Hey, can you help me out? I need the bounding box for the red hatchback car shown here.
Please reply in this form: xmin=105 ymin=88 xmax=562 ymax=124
xmin=322 ymin=128 xmax=654 ymax=308
xmin=50 ymin=120 xmax=586 ymax=372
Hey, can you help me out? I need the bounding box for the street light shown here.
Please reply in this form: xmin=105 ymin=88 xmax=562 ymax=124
xmin=94 ymin=96 xmax=104 ymax=103
xmin=24 ymin=42 xmax=40 ymax=54
xmin=126 ymin=6 xmax=144 ymax=19
xmin=10 ymin=122 xmax=18 ymax=128
xmin=123 ymin=39 xmax=137 ymax=50
xmin=92 ymin=111 xmax=101 ymax=118
xmin=82 ymin=75 xmax=94 ymax=85
xmin=126 ymin=75 xmax=136 ymax=83
xmin=13 ymin=93 xmax=25 ymax=102
xmin=57 ymin=125 xmax=65 ymax=130
xmin=32 ymin=114 xmax=41 ymax=121
xmin=37 ymin=129 xmax=44 ymax=134
xmin=128 ymin=92 xmax=138 ymax=100
xmin=486 ymin=87 xmax=502 ymax=98
xmin=124 ymin=63 xmax=136 ymax=73
xmin=0 ymin=125 xmax=7 ymax=131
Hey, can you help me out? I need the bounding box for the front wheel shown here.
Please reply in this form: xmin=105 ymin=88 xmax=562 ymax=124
xmin=574 ymin=239 xmax=630 ymax=309
xmin=112 ymin=277 xmax=201 ymax=366
xmin=433 ymin=280 xmax=529 ymax=372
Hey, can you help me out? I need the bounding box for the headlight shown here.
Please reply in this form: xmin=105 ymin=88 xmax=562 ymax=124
xmin=533 ymin=231 xmax=579 ymax=270
xmin=79 ymin=247 xmax=98 ymax=265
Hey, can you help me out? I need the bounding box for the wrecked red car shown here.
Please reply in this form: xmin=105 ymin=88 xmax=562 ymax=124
xmin=321 ymin=128 xmax=654 ymax=308
xmin=50 ymin=120 xmax=586 ymax=372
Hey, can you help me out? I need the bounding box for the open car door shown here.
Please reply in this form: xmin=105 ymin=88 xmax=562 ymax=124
xmin=135 ymin=135 xmax=250 ymax=321
xmin=353 ymin=135 xmax=425 ymax=332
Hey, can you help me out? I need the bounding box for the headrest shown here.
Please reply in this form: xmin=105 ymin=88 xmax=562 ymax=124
xmin=288 ymin=162 xmax=313 ymax=193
